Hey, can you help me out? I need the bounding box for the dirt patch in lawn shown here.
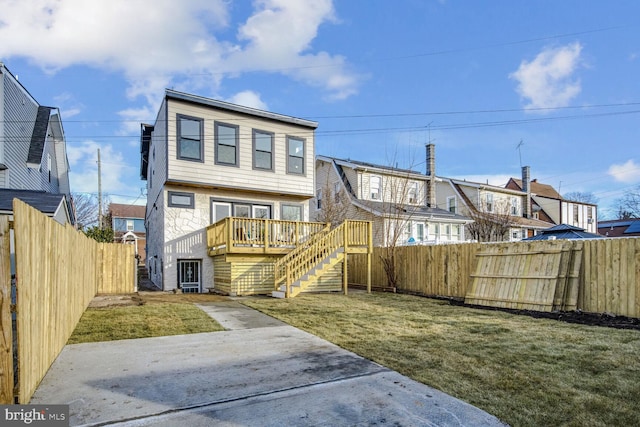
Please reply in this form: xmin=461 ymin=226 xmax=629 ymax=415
xmin=446 ymin=298 xmax=640 ymax=331
xmin=89 ymin=291 xmax=230 ymax=308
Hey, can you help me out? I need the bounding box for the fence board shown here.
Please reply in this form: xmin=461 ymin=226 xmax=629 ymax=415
xmin=0 ymin=216 xmax=12 ymax=404
xmin=12 ymin=199 xmax=135 ymax=403
xmin=349 ymin=238 xmax=640 ymax=318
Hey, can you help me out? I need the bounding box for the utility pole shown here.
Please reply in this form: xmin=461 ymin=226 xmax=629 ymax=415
xmin=97 ymin=148 xmax=102 ymax=228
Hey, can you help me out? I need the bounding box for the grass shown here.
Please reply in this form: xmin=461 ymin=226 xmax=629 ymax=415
xmin=68 ymin=301 xmax=224 ymax=344
xmin=241 ymin=292 xmax=640 ymax=427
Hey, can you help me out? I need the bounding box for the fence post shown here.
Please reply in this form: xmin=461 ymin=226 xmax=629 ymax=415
xmin=0 ymin=216 xmax=14 ymax=403
xmin=367 ymin=221 xmax=373 ymax=293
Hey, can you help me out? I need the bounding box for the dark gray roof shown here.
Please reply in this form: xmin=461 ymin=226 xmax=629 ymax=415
xmin=0 ymin=189 xmax=66 ymax=215
xmin=523 ymin=223 xmax=602 ymax=240
xmin=166 ymin=89 xmax=318 ymax=129
xmin=27 ymin=106 xmax=52 ymax=165
xmin=322 ymin=156 xmax=421 ymax=175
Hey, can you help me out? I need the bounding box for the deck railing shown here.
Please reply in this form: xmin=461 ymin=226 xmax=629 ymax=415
xmin=206 ymin=217 xmax=328 ymax=254
xmin=274 ymin=220 xmax=372 ymax=296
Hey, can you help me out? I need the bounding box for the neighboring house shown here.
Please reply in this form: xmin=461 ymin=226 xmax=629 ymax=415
xmin=141 ymin=89 xmax=326 ymax=293
xmin=523 ymin=223 xmax=602 ymax=240
xmin=506 ymin=169 xmax=598 ymax=234
xmin=597 ymin=218 xmax=640 ymax=237
xmin=0 ymin=62 xmax=73 ymax=224
xmin=314 ymin=148 xmax=471 ymax=247
xmin=0 ymin=188 xmax=72 ymax=225
xmin=436 ymin=172 xmax=552 ymax=242
xmin=108 ymin=203 xmax=146 ymax=263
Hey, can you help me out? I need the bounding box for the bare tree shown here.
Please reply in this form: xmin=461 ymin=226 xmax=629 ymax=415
xmin=313 ymin=174 xmax=350 ymax=227
xmin=367 ymin=161 xmax=424 ymax=289
xmin=613 ymin=185 xmax=640 ymax=219
xmin=563 ymin=191 xmax=598 ymax=204
xmin=465 ymin=200 xmax=513 ymax=242
xmin=72 ymin=193 xmax=111 ymax=229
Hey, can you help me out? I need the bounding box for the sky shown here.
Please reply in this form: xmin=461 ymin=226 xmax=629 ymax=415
xmin=1 ymin=0 xmax=639 ymax=219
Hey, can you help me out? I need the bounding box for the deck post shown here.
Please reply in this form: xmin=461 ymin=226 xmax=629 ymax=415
xmin=367 ymin=221 xmax=373 ymax=294
xmin=227 ymin=217 xmax=234 ymax=252
xmin=263 ymin=220 xmax=269 ymax=253
xmin=343 ymin=223 xmax=349 ymax=295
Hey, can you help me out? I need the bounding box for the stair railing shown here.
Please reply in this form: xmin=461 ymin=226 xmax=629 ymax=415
xmin=274 ymin=221 xmax=347 ymax=297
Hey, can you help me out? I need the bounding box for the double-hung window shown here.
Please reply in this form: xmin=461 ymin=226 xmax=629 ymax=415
xmin=447 ymin=196 xmax=457 ymax=213
xmin=287 ymin=136 xmax=305 ymax=174
xmin=253 ymin=129 xmax=274 ymax=170
xmin=485 ymin=193 xmax=494 ymax=212
xmin=215 ymin=122 xmax=239 ymax=166
xmin=177 ymin=115 xmax=203 ymax=161
xmin=511 ymin=197 xmax=518 ymax=215
xmin=408 ymin=182 xmax=418 ymax=204
xmin=370 ymin=176 xmax=381 ymax=200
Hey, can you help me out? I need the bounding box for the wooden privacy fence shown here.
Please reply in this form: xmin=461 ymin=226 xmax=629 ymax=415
xmin=349 ymin=237 xmax=640 ymax=318
xmin=349 ymin=243 xmax=481 ymax=298
xmin=465 ymin=240 xmax=582 ymax=312
xmin=0 ymin=199 xmax=136 ymax=404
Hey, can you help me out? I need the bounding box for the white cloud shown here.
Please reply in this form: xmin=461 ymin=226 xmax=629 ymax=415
xmin=67 ymin=140 xmax=133 ymax=196
xmin=509 ymin=43 xmax=583 ymax=110
xmin=608 ymin=159 xmax=640 ymax=183
xmin=0 ymin=0 xmax=360 ymax=106
xmin=225 ymin=90 xmax=269 ymax=110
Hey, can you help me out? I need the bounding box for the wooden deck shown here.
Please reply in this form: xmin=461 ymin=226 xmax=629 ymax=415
xmin=206 ymin=218 xmax=329 ymax=256
xmin=206 ymin=218 xmax=373 ymax=297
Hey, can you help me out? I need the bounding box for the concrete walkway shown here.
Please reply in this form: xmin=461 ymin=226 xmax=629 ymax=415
xmin=31 ymin=301 xmax=506 ymax=426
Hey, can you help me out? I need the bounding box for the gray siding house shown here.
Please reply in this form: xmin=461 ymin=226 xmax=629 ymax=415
xmin=0 ymin=62 xmax=73 ymax=224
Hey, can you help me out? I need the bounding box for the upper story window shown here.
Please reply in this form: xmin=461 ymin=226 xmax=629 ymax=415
xmin=573 ymin=205 xmax=579 ymax=224
xmin=587 ymin=206 xmax=594 ymax=223
xmin=126 ymin=220 xmax=134 ymax=231
xmin=215 ymin=122 xmax=239 ymax=166
xmin=408 ymin=182 xmax=418 ymax=204
xmin=316 ymin=188 xmax=322 ymax=209
xmin=253 ymin=129 xmax=274 ymax=171
xmin=511 ymin=197 xmax=518 ymax=215
xmin=370 ymin=176 xmax=381 ymax=200
xmin=47 ymin=153 xmax=52 ymax=183
xmin=177 ymin=115 xmax=203 ymax=162
xmin=447 ymin=196 xmax=457 ymax=213
xmin=287 ymin=136 xmax=305 ymax=175
xmin=485 ymin=193 xmax=494 ymax=212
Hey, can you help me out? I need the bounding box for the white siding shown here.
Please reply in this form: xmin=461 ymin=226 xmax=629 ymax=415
xmin=166 ymin=99 xmax=315 ymax=197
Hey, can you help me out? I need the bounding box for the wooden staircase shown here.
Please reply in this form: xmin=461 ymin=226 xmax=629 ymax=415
xmin=272 ymin=248 xmax=344 ymax=298
xmin=272 ymin=220 xmax=372 ymax=298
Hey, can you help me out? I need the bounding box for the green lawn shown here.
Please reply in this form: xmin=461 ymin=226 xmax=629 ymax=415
xmin=68 ymin=302 xmax=224 ymax=344
xmin=241 ymin=292 xmax=640 ymax=427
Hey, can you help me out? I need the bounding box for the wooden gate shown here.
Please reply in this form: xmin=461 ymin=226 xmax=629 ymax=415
xmin=465 ymin=240 xmax=583 ymax=312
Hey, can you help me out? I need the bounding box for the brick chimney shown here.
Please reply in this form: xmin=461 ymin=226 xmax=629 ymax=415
xmin=426 ymin=144 xmax=436 ymax=208
xmin=522 ymin=166 xmax=532 ymax=218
